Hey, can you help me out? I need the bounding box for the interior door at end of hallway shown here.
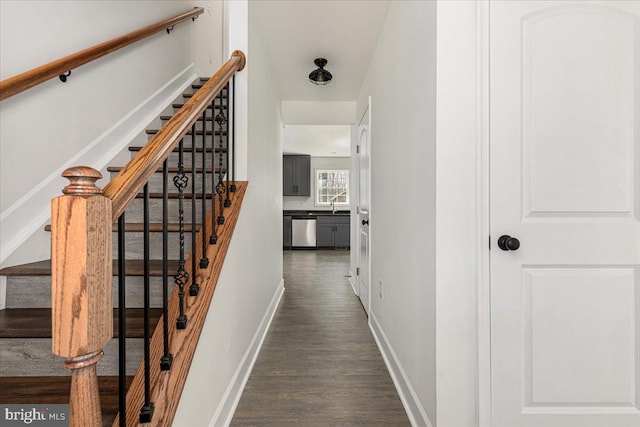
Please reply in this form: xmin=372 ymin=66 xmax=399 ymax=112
xmin=357 ymin=101 xmax=371 ymax=315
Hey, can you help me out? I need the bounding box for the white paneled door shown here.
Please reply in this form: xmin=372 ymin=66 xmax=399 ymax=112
xmin=490 ymin=1 xmax=640 ymax=426
xmin=357 ymin=101 xmax=371 ymax=314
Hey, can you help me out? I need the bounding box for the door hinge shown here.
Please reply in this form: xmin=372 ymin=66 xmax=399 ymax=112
xmin=356 ymin=267 xmax=360 ymax=276
xmin=489 ymin=235 xmax=491 ymax=250
xmin=356 ymin=205 xmax=360 ymax=214
xmin=356 ymin=145 xmax=360 ymax=154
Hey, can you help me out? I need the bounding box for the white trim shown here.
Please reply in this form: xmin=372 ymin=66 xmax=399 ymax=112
xmin=365 ymin=97 xmax=372 ymax=318
xmin=0 ymin=64 xmax=198 ymax=265
xmin=370 ymin=313 xmax=433 ymax=427
xmin=0 ymin=277 xmax=6 ymax=310
xmin=209 ymin=279 xmax=285 ymax=427
xmin=477 ymin=2 xmax=492 ymax=426
xmin=348 ymin=271 xmax=358 ymax=296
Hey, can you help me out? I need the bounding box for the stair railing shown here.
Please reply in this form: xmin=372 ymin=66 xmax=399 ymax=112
xmin=0 ymin=7 xmax=204 ymax=101
xmin=50 ymin=50 xmax=245 ymax=427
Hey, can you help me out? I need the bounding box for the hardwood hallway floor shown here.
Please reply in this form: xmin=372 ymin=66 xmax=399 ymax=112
xmin=231 ymin=250 xmax=410 ymax=426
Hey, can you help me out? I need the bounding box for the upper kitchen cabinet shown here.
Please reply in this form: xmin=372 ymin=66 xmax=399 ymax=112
xmin=283 ymin=154 xmax=310 ymax=196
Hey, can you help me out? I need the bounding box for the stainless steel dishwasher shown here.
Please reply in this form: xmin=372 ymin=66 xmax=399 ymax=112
xmin=291 ymin=217 xmax=316 ymax=248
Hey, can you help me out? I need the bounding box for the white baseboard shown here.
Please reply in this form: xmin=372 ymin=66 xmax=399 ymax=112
xmin=369 ymin=313 xmax=433 ymax=427
xmin=0 ymin=64 xmax=198 ymax=265
xmin=209 ymin=279 xmax=285 ymax=427
xmin=348 ymin=271 xmax=358 ymax=296
xmin=0 ymin=277 xmax=6 ymax=310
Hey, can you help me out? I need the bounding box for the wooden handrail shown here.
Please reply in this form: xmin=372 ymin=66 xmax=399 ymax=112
xmin=103 ymin=50 xmax=246 ymax=220
xmin=0 ymin=7 xmax=204 ymax=101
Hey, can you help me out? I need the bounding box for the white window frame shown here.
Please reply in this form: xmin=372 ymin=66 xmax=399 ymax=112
xmin=315 ymin=169 xmax=350 ymax=207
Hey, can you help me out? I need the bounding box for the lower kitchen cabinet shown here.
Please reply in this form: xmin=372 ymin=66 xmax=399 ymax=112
xmin=334 ymin=218 xmax=350 ymax=247
xmin=316 ymin=216 xmax=350 ymax=248
xmin=316 ymin=221 xmax=334 ymax=247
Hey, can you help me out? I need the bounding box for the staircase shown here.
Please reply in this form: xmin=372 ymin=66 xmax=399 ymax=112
xmin=0 ymin=70 xmax=245 ymax=426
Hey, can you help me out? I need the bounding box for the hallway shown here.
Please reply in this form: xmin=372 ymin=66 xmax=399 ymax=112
xmin=231 ymin=251 xmax=409 ymax=425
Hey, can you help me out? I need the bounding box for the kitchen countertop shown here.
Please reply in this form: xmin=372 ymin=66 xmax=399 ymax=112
xmin=284 ymin=210 xmax=350 ymax=218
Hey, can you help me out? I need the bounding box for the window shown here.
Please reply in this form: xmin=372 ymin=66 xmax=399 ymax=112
xmin=315 ymin=169 xmax=349 ymax=206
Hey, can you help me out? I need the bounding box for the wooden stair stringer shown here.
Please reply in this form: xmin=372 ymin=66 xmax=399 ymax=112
xmin=114 ymin=181 xmax=247 ymax=427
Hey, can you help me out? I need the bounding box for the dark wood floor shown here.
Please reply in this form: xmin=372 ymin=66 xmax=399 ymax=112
xmin=231 ymin=250 xmax=409 ymax=426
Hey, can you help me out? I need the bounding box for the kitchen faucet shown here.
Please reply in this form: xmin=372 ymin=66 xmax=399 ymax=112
xmin=330 ymin=190 xmax=347 ymax=214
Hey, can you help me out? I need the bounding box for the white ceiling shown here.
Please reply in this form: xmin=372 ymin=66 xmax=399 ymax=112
xmin=252 ymin=0 xmax=390 ymax=102
xmin=283 ymin=125 xmax=351 ymax=157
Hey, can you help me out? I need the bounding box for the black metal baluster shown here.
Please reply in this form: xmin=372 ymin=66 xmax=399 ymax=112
xmin=215 ymin=91 xmax=227 ymax=225
xmin=224 ymin=83 xmax=231 ymax=207
xmin=160 ymin=160 xmax=173 ymax=370
xmin=117 ymin=213 xmax=126 ymax=427
xmin=139 ymin=184 xmax=154 ymax=422
xmin=201 ymin=107 xmax=210 ymax=265
xmin=174 ymin=139 xmax=189 ymax=329
xmin=230 ymin=75 xmax=236 ymax=193
xmin=210 ymin=97 xmax=218 ymax=244
xmin=189 ymin=124 xmax=199 ymax=296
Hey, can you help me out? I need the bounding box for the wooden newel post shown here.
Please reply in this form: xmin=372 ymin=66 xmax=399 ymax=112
xmin=51 ymin=166 xmax=113 ymax=427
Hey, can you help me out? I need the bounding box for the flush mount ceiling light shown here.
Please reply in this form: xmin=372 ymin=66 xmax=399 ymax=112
xmin=309 ymin=58 xmax=333 ymax=86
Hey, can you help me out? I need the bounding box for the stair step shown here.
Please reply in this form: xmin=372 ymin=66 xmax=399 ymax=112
xmin=172 ymin=103 xmax=227 ymax=110
xmin=145 ymin=129 xmax=227 ymax=136
xmin=0 ymin=259 xmax=179 ymax=277
xmin=0 ymin=308 xmax=162 ymax=338
xmin=183 ymin=93 xmax=227 ymax=99
xmin=107 ymin=166 xmax=219 ymax=174
xmin=0 ymin=376 xmax=131 ymax=427
xmin=160 ymin=115 xmax=216 ymax=122
xmin=128 ymin=146 xmax=227 ymax=153
xmin=45 ymin=223 xmax=201 ymax=232
xmin=192 ymin=83 xmax=228 ymax=90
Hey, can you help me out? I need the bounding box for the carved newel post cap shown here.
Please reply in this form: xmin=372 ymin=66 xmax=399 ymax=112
xmin=62 ymin=166 xmax=103 ymax=195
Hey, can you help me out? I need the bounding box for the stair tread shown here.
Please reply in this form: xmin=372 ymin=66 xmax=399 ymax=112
xmin=192 ymin=83 xmax=228 ymax=90
xmin=0 ymin=259 xmax=180 ymax=277
xmin=44 ymin=223 xmax=201 ymax=232
xmin=107 ymin=166 xmax=222 ymax=174
xmin=146 ymin=129 xmax=227 ymax=136
xmin=128 ymin=146 xmax=227 ymax=153
xmin=0 ymin=376 xmax=132 ymax=427
xmin=183 ymin=93 xmax=227 ymax=99
xmin=0 ymin=308 xmax=162 ymax=338
xmin=172 ymin=103 xmax=227 ymax=110
xmin=160 ymin=115 xmax=215 ymax=122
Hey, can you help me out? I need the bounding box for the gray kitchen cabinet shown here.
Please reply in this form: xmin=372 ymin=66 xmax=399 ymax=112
xmin=283 ymin=215 xmax=292 ymax=248
xmin=316 ymin=216 xmax=335 ymax=247
xmin=334 ymin=218 xmax=350 ymax=247
xmin=316 ymin=215 xmax=350 ymax=248
xmin=283 ymin=155 xmax=310 ymax=196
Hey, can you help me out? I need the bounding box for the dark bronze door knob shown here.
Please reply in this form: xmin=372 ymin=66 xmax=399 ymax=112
xmin=498 ymin=235 xmax=520 ymax=251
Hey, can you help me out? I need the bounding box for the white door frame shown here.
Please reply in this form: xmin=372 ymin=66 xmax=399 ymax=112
xmin=476 ymin=1 xmax=492 ymax=426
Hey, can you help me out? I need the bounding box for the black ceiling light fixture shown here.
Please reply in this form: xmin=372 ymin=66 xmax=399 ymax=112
xmin=309 ymin=58 xmax=332 ymax=86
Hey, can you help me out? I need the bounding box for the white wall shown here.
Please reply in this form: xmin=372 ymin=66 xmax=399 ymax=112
xmin=283 ymin=156 xmax=350 ymax=211
xmin=281 ymin=101 xmax=356 ymax=125
xmin=435 ymin=2 xmax=482 ymax=426
xmin=174 ymin=1 xmax=285 ymax=425
xmin=0 ymin=0 xmax=223 ymax=267
xmin=356 ymin=1 xmax=437 ymax=425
